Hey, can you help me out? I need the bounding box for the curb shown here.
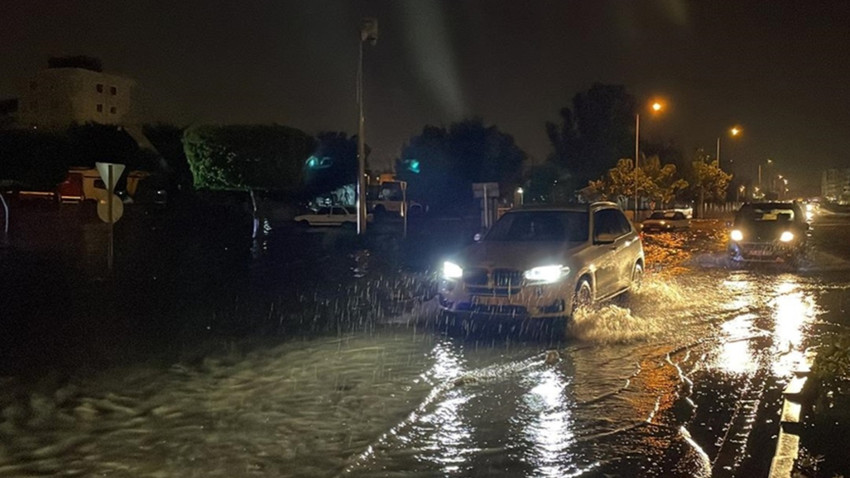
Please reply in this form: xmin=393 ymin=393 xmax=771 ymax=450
xmin=768 ymin=350 xmax=816 ymax=478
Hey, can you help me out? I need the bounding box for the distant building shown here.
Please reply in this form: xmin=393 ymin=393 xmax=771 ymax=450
xmin=16 ymin=65 xmax=135 ymax=129
xmin=10 ymin=59 xmax=159 ymax=202
xmin=822 ymin=168 xmax=850 ymax=204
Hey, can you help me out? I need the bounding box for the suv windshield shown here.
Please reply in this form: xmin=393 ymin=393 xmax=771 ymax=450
xmin=737 ymin=204 xmax=799 ymax=223
xmin=485 ymin=211 xmax=589 ymax=242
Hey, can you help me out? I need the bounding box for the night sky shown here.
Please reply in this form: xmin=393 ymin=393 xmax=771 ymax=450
xmin=3 ymin=1 xmax=850 ymax=194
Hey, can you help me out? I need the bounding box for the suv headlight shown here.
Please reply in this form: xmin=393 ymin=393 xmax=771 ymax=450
xmin=730 ymin=229 xmax=744 ymax=242
xmin=524 ymin=265 xmax=570 ymax=284
xmin=443 ymin=261 xmax=463 ymax=280
xmin=780 ymin=231 xmax=794 ymax=242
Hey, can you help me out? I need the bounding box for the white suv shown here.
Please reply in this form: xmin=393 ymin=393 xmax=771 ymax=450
xmin=438 ymin=202 xmax=644 ymax=319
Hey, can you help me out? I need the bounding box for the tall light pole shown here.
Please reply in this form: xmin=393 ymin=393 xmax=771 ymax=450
xmin=758 ymin=158 xmax=772 ymax=192
xmin=356 ymin=18 xmax=378 ymax=235
xmin=634 ymin=100 xmax=663 ymax=220
xmin=716 ymin=126 xmax=741 ymax=171
xmin=634 ymin=112 xmax=639 ymax=220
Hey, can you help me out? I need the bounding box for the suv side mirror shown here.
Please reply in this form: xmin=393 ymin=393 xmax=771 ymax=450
xmin=594 ymin=232 xmax=617 ymax=244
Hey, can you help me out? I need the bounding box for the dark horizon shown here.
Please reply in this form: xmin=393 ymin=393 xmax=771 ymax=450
xmin=3 ymin=1 xmax=850 ymax=194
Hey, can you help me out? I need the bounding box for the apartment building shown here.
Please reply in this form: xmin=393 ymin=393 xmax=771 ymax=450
xmin=17 ymin=66 xmax=134 ymax=129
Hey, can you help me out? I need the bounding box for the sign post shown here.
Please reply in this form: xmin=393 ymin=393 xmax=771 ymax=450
xmin=472 ymin=182 xmax=499 ymax=229
xmin=95 ymin=162 xmax=125 ymax=272
xmin=400 ymin=180 xmax=408 ymax=239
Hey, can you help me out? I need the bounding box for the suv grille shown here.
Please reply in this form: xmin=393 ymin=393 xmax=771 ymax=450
xmin=493 ymin=269 xmax=523 ymax=287
xmin=462 ymin=268 xmax=523 ymax=295
xmin=462 ymin=268 xmax=488 ymax=285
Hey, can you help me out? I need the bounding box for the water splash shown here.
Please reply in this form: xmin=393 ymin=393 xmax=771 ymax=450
xmin=566 ymin=275 xmax=731 ymax=345
xmin=568 ymin=305 xmax=662 ymax=344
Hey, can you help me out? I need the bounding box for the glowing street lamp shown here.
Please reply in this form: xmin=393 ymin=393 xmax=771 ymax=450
xmin=635 ymin=99 xmax=666 ymax=219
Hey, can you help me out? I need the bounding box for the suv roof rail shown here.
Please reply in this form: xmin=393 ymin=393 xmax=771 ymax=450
xmin=589 ymin=201 xmax=620 ymax=208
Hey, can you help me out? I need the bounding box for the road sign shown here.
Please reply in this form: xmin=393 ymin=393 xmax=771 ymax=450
xmin=97 ymin=194 xmax=124 ymax=223
xmin=472 ymin=182 xmax=499 ymax=198
xmin=95 ymin=162 xmax=125 ymax=191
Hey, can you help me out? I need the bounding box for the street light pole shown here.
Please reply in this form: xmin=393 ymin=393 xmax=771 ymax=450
xmin=356 ymin=18 xmax=378 ymax=235
xmin=633 ymin=101 xmax=663 ymax=221
xmin=716 ymin=136 xmax=721 ymax=171
xmin=634 ymin=113 xmax=640 ymax=221
xmin=356 ymin=38 xmax=366 ymax=235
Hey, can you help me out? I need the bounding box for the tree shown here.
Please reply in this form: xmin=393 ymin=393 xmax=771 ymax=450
xmin=588 ymin=158 xmax=645 ymax=204
xmin=523 ymin=163 xmax=576 ymax=204
xmin=547 ymin=83 xmax=636 ymax=186
xmin=67 ymin=123 xmax=158 ymax=173
xmin=0 ymin=129 xmax=71 ymax=239
xmin=641 ymin=155 xmax=688 ymax=209
xmin=144 ymin=123 xmax=192 ymax=191
xmin=689 ymin=148 xmax=732 ymax=218
xmin=588 ymin=155 xmax=687 ymax=210
xmin=397 ymin=119 xmax=526 ymax=214
xmin=302 ymin=132 xmax=364 ymax=197
xmin=183 ymin=124 xmax=316 ymax=236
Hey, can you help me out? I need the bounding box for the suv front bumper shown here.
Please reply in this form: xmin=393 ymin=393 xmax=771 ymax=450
xmin=437 ymin=279 xmax=574 ymax=319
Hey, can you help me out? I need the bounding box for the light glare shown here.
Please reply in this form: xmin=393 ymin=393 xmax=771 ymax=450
xmin=780 ymin=231 xmax=794 ymax=242
xmin=524 ymin=265 xmax=569 ymax=283
xmin=443 ymin=261 xmax=463 ymax=279
xmin=730 ymin=230 xmax=744 ymax=242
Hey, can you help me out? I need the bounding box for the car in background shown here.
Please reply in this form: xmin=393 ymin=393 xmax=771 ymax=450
xmin=727 ymin=201 xmax=809 ymax=263
xmin=673 ymin=205 xmax=694 ymax=219
xmin=293 ymin=205 xmax=373 ymax=227
xmin=641 ymin=210 xmax=690 ymax=233
xmin=438 ymin=202 xmax=644 ymax=320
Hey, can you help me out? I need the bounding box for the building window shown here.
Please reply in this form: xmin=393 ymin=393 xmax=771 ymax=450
xmin=110 ymin=106 xmax=117 ymax=114
xmin=110 ymin=86 xmax=117 ymax=95
xmin=96 ymin=84 xmax=104 ymax=93
xmin=96 ymin=104 xmax=103 ymax=113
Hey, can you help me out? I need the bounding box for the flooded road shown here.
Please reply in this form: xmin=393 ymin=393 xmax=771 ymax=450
xmin=2 ymin=208 xmax=849 ymax=477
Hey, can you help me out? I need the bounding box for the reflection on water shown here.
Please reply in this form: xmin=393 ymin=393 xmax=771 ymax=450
xmin=770 ymin=278 xmax=818 ymax=377
xmin=519 ymin=369 xmax=575 ymax=477
xmin=713 ymin=272 xmax=819 ymax=379
xmin=0 ymin=264 xmax=846 ymax=477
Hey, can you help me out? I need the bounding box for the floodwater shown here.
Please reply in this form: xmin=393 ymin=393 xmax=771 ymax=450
xmin=1 ymin=204 xmax=849 ymax=477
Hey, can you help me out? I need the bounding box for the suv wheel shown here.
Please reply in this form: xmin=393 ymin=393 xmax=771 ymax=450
xmin=631 ymin=262 xmax=643 ymax=292
xmin=572 ymin=279 xmax=593 ymax=314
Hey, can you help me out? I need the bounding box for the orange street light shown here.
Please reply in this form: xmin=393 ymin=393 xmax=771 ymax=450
xmin=635 ymin=98 xmax=667 ymax=219
xmin=717 ymin=125 xmax=742 ymax=171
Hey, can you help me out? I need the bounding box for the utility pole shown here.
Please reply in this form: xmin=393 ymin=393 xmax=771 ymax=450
xmin=634 ymin=113 xmax=639 ymax=221
xmin=356 ymin=18 xmax=378 ymax=235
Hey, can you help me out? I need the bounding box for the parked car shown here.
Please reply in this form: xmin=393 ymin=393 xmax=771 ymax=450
xmin=641 ymin=210 xmax=690 ymax=233
xmin=727 ymin=201 xmax=809 ymax=263
xmin=673 ymin=205 xmax=694 ymax=219
xmin=293 ymin=205 xmax=373 ymax=227
xmin=438 ymin=202 xmax=644 ymax=320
